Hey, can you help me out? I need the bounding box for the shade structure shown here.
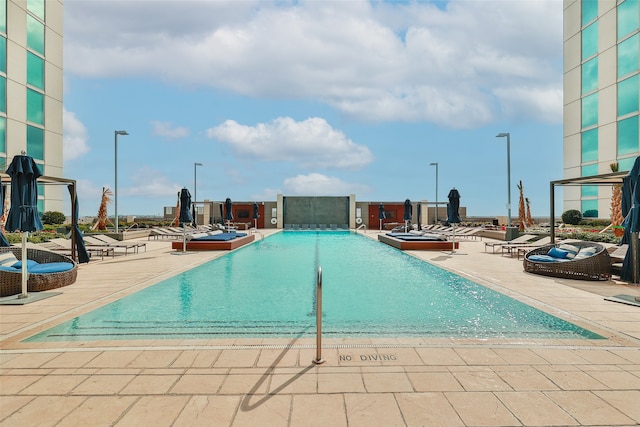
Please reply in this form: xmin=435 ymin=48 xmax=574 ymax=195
xmin=620 ymin=156 xmax=640 ymax=283
xmin=67 ymin=184 xmax=90 ymax=264
xmin=0 ymin=184 xmax=9 ymax=247
xmin=225 ymin=198 xmax=233 ymax=222
xmin=5 ymin=155 xmax=44 ymax=298
xmin=179 ymin=188 xmax=193 ymax=225
xmin=447 ymin=188 xmax=461 ymax=224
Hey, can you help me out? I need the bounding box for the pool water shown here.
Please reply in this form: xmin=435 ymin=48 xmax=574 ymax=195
xmin=27 ymin=231 xmax=603 ymax=341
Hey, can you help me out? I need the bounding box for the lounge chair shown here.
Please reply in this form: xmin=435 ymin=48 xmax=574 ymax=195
xmin=148 ymin=227 xmax=184 ymax=240
xmin=90 ymin=234 xmax=146 ymax=253
xmin=484 ymin=234 xmax=537 ymax=253
xmin=501 ymin=236 xmax=552 ymax=257
xmin=48 ymin=238 xmax=115 ymax=260
xmin=83 ymin=236 xmax=138 ymax=255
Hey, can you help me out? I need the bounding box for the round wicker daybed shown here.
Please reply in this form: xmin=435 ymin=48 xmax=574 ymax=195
xmin=0 ymin=247 xmax=78 ymax=297
xmin=523 ymin=241 xmax=611 ymax=281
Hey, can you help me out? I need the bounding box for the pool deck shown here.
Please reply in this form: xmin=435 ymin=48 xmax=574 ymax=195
xmin=1 ymin=230 xmax=639 ymax=426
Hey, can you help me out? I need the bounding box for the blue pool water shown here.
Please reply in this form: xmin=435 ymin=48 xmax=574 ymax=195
xmin=27 ymin=231 xmax=603 ymax=341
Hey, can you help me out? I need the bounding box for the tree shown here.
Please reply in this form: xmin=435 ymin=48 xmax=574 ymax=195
xmin=517 ymin=180 xmax=526 ymax=231
xmin=42 ymin=211 xmax=66 ymax=225
xmin=610 ymin=162 xmax=623 ymax=226
xmin=525 ymin=198 xmax=534 ymax=227
xmin=93 ymin=187 xmax=113 ymax=231
xmin=562 ymin=209 xmax=582 ymax=225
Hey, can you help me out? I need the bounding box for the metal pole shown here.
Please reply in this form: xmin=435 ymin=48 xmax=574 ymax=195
xmin=506 ymin=133 xmax=512 ymax=227
xmin=632 ymin=232 xmax=639 ymax=284
xmin=114 ymin=130 xmax=128 ymax=234
xmin=550 ymin=182 xmax=555 ymax=244
xmin=194 ymin=162 xmax=202 ymax=225
xmin=313 ymin=266 xmax=324 ymax=365
xmin=430 ymin=162 xmax=438 ymax=223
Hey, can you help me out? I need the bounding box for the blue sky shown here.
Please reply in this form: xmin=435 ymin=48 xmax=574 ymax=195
xmin=62 ymin=0 xmax=564 ymax=218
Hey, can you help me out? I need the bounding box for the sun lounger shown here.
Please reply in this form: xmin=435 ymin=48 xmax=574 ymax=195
xmin=501 ymin=236 xmax=551 ymax=257
xmin=90 ymin=234 xmax=146 ymax=253
xmin=83 ymin=236 xmax=136 ymax=255
xmin=484 ymin=234 xmax=537 ymax=253
xmin=48 ymin=238 xmax=115 ymax=260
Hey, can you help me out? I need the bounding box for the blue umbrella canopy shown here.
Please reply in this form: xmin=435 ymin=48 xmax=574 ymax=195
xmin=225 ymin=198 xmax=233 ymax=221
xmin=378 ymin=203 xmax=386 ymax=220
xmin=253 ymin=202 xmax=260 ymax=219
xmin=447 ymin=188 xmax=461 ymax=224
xmin=403 ymin=199 xmax=412 ymax=222
xmin=5 ymin=155 xmax=43 ymax=233
xmin=179 ymin=188 xmax=193 ymax=225
xmin=620 ymin=157 xmax=639 ymax=282
xmin=0 ymin=184 xmax=10 ymax=247
xmin=67 ymin=184 xmax=90 ymax=263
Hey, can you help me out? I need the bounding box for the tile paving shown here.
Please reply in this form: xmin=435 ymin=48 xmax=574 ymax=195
xmin=1 ymin=230 xmax=639 ymax=426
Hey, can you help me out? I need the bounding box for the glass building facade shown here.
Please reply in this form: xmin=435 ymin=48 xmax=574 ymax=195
xmin=565 ymin=0 xmax=640 ymax=218
xmin=0 ymin=0 xmax=64 ymax=214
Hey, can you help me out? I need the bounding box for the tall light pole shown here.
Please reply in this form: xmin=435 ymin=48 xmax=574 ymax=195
xmin=429 ymin=162 xmax=438 ymax=223
xmin=194 ymin=162 xmax=203 ymax=224
xmin=114 ymin=130 xmax=129 ymax=234
xmin=496 ymin=132 xmax=511 ymax=227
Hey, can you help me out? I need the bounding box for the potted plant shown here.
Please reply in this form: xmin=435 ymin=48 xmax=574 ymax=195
xmin=612 ymin=225 xmax=624 ymax=237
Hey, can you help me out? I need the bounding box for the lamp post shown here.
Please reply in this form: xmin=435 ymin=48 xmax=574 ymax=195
xmin=194 ymin=162 xmax=203 ymax=224
xmin=429 ymin=162 xmax=438 ymax=223
xmin=496 ymin=132 xmax=511 ymax=227
xmin=114 ymin=130 xmax=129 ymax=234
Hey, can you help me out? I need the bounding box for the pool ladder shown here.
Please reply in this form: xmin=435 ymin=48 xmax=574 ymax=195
xmin=313 ymin=266 xmax=325 ymax=364
xmin=356 ymin=224 xmax=367 ymax=233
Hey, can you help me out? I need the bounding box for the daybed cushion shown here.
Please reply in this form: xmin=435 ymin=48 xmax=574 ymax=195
xmin=192 ymin=232 xmax=247 ymax=242
xmin=575 ymin=246 xmax=597 ymax=260
xmin=0 ymin=251 xmax=18 ymax=267
xmin=558 ymin=244 xmax=580 ymax=259
xmin=547 ymin=247 xmax=569 ymax=259
xmin=28 ymin=262 xmax=75 ymax=274
xmin=12 ymin=260 xmax=39 ymax=269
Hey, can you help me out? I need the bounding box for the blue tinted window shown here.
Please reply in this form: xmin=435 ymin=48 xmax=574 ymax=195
xmin=582 ymin=23 xmax=598 ymax=60
xmin=618 ymin=115 xmax=640 ymax=156
xmin=27 ymin=0 xmax=45 ymax=21
xmin=0 ymin=0 xmax=5 ymax=34
xmin=582 ymin=0 xmax=598 ymax=26
xmin=26 ymin=88 xmax=43 ymax=124
xmin=618 ymin=0 xmax=639 ymax=39
xmin=0 ymin=116 xmax=5 ymax=153
xmin=0 ymin=76 xmax=5 ymax=113
xmin=581 ymin=164 xmax=598 ymax=197
xmin=619 ymin=156 xmax=637 ymax=171
xmin=582 ymin=57 xmax=598 ymax=94
xmin=0 ymin=36 xmax=5 ymax=73
xmin=582 ymin=92 xmax=598 ymax=128
xmin=581 ymin=199 xmax=598 ymax=217
xmin=618 ymin=34 xmax=639 ymax=78
xmin=37 ymin=199 xmax=44 ymax=217
xmin=26 ymin=125 xmax=44 ymax=160
xmin=27 ymin=52 xmax=44 ymax=89
xmin=581 ymin=128 xmax=598 ymax=162
xmin=26 ymin=15 xmax=44 ymax=55
xmin=618 ymin=75 xmax=639 ymax=117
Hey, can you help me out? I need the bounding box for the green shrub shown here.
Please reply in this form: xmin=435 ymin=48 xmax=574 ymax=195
xmin=582 ymin=209 xmax=598 ymax=218
xmin=41 ymin=211 xmax=66 ymax=225
xmin=561 ymin=209 xmax=582 ymax=225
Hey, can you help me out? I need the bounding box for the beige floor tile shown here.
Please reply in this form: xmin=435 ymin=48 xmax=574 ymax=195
xmin=19 ymin=374 xmax=88 ymax=395
xmin=290 ymin=394 xmax=347 ymax=427
xmin=496 ymin=391 xmax=577 ymax=426
xmin=446 ymin=391 xmax=521 ymax=426
xmin=269 ymin=370 xmax=317 ymax=394
xmin=572 ymin=348 xmax=634 ymax=364
xmin=318 ymin=372 xmax=366 ymax=393
xmin=57 ymin=396 xmax=138 ymax=427
xmin=84 ymin=350 xmax=143 ymax=368
xmin=219 ymin=373 xmax=270 ymax=395
xmin=0 ymin=395 xmax=85 ymax=427
xmin=454 ymin=348 xmax=507 ymax=365
xmin=542 ymin=370 xmax=608 ymax=390
xmin=415 ymin=348 xmax=466 ymax=365
xmin=171 ymin=349 xmax=221 ymax=368
xmin=362 ymin=372 xmax=413 ymax=392
xmin=120 ymin=374 xmax=180 ymax=395
xmin=0 ymin=352 xmax=58 ymax=369
xmin=114 ymin=395 xmax=190 ymax=427
xmin=381 ymin=347 xmax=425 ymax=365
xmin=546 ymin=390 xmax=635 ymax=425
xmin=170 ymin=374 xmax=225 ymax=394
xmin=0 ymin=395 xmax=35 ymax=421
xmin=453 ymin=370 xmax=513 ymax=391
xmin=214 ymin=349 xmax=259 ymax=368
xmin=0 ymin=375 xmax=42 ymax=394
xmin=395 ymin=392 xmax=464 ymax=427
xmin=344 ymin=393 xmax=405 ymax=427
xmin=492 ymin=348 xmax=548 ymax=365
xmin=586 ymin=370 xmax=640 ymax=389
xmin=71 ymin=374 xmax=135 ymax=395
xmin=173 ymin=395 xmax=241 ymax=427
xmin=497 ymin=370 xmax=559 ymax=391
xmin=128 ymin=350 xmax=182 ymax=368
xmin=256 ymin=348 xmax=300 ymax=368
xmin=231 ymin=394 xmax=291 ymax=427
xmin=407 ymin=371 xmax=464 ymax=392
xmin=531 ymin=348 xmax=590 ymax=364
xmin=41 ymin=351 xmax=101 ymax=369
xmin=594 ymin=390 xmax=640 ymax=424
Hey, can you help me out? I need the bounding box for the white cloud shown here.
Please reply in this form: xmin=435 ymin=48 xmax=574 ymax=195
xmin=123 ymin=167 xmax=182 ymax=197
xmin=151 ymin=120 xmax=190 ymax=139
xmin=64 ymin=0 xmax=563 ymax=128
xmin=207 ymin=117 xmax=373 ymax=169
xmin=63 ymin=109 xmax=90 ymax=161
xmin=283 ymin=173 xmax=370 ymax=196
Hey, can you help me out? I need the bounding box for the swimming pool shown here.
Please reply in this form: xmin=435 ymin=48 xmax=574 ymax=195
xmin=27 ymin=231 xmax=603 ymax=341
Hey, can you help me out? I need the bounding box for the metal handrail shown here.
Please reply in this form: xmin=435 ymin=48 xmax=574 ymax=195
xmin=249 ymin=228 xmax=264 ymax=240
xmin=356 ymin=224 xmax=367 ymax=233
xmin=313 ymin=266 xmax=324 ymax=364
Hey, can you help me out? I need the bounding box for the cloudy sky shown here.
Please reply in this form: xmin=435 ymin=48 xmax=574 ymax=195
xmin=62 ymin=0 xmax=564 ymax=218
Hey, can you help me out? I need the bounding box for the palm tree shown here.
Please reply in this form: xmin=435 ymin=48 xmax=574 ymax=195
xmin=610 ymin=162 xmax=623 ymax=227
xmin=525 ymin=197 xmax=534 ymax=227
xmin=517 ymin=180 xmax=526 ymax=231
xmin=93 ymin=187 xmax=113 ymax=231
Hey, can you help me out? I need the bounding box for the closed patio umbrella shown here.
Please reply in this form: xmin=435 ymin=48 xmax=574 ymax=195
xmin=253 ymin=202 xmax=259 ymax=229
xmin=179 ymin=188 xmax=193 ymax=252
xmin=0 ymin=184 xmax=10 ymax=247
xmin=5 ymin=155 xmax=44 ymax=298
xmin=403 ymin=199 xmax=412 ymax=232
xmin=67 ymin=184 xmax=90 ymax=264
xmin=378 ymin=203 xmax=385 ymax=231
xmin=447 ymin=188 xmax=461 ymax=253
xmin=225 ymin=198 xmax=233 ymax=227
xmin=621 ymin=157 xmax=639 ymax=283
xmin=417 ymin=203 xmax=422 ymax=231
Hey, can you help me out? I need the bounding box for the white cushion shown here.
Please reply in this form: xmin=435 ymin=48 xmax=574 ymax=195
xmin=0 ymin=251 xmax=18 ymax=267
xmin=558 ymin=244 xmax=580 ymax=259
xmin=574 ymin=246 xmax=597 ymax=259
